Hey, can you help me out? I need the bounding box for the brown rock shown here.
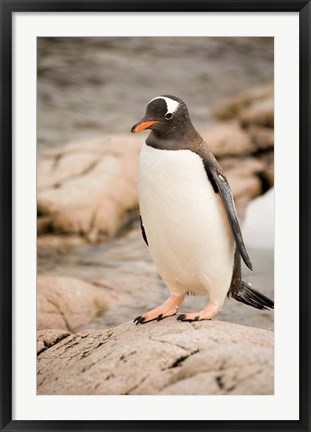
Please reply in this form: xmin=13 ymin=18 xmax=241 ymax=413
xmin=37 ymin=319 xmax=274 ymax=395
xmin=201 ymin=121 xmax=252 ymax=157
xmin=37 ymin=234 xmax=86 ymax=258
xmin=248 ymin=125 xmax=274 ymax=151
xmin=240 ymin=98 xmax=274 ymax=128
xmin=37 ymin=329 xmax=71 ymax=354
xmin=212 ymin=82 xmax=273 ymax=120
xmin=265 ymin=164 xmax=274 ymax=187
xmin=37 ymin=216 xmax=52 ymax=235
xmin=202 ymin=122 xmax=273 ymax=160
xmin=37 ymin=275 xmax=114 ymax=331
xmin=257 ymin=152 xmax=274 ymax=187
xmin=37 ymin=151 xmax=100 ymax=192
xmin=37 ymin=134 xmax=142 ymax=242
xmin=220 ymin=156 xmax=265 ymax=177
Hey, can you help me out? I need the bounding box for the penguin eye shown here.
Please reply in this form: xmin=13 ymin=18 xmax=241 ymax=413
xmin=165 ymin=112 xmax=173 ymax=120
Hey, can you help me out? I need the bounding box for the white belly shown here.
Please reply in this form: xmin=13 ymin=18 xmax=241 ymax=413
xmin=138 ymin=143 xmax=235 ymax=300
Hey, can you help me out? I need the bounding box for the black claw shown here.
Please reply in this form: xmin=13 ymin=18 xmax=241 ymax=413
xmin=177 ymin=314 xmax=186 ymax=321
xmin=134 ymin=316 xmax=146 ymax=325
xmin=194 ymin=316 xmax=200 ymax=321
xmin=157 ymin=314 xmax=163 ymax=321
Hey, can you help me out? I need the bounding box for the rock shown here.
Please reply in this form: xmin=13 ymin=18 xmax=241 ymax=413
xmin=37 ymin=329 xmax=71 ymax=354
xmin=240 ymin=98 xmax=274 ymax=129
xmin=37 ymin=234 xmax=86 ymax=258
xmin=37 ymin=319 xmax=274 ymax=395
xmin=220 ymin=156 xmax=265 ymax=177
xmin=248 ymin=125 xmax=274 ymax=151
xmin=258 ymin=152 xmax=274 ymax=188
xmin=201 ymin=121 xmax=253 ymax=157
xmin=37 ymin=275 xmax=118 ymax=331
xmin=37 ymin=134 xmax=142 ymax=242
xmin=37 ymin=216 xmax=52 ymax=235
xmin=212 ymin=82 xmax=273 ymax=121
xmin=265 ymin=164 xmax=274 ymax=187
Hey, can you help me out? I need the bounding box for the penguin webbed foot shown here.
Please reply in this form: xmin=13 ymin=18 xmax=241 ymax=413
xmin=133 ymin=310 xmax=176 ymax=325
xmin=133 ymin=294 xmax=185 ymax=325
xmin=177 ymin=300 xmax=220 ymax=322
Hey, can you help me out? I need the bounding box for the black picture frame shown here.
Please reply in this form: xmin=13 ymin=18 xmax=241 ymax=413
xmin=1 ymin=1 xmax=310 ymax=431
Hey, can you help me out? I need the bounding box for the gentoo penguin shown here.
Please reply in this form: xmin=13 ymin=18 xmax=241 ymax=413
xmin=131 ymin=95 xmax=274 ymax=324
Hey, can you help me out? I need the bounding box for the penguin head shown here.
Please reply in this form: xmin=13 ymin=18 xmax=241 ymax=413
xmin=131 ymin=95 xmax=191 ymax=136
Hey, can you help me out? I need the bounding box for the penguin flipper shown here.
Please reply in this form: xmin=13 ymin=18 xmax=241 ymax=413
xmin=140 ymin=215 xmax=149 ymax=246
xmin=202 ymin=152 xmax=253 ymax=271
xmin=214 ymin=171 xmax=253 ymax=270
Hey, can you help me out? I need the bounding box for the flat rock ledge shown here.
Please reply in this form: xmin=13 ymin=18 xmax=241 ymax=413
xmin=37 ymin=319 xmax=274 ymax=395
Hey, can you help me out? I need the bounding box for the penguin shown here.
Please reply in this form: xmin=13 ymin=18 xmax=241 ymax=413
xmin=131 ymin=95 xmax=274 ymax=324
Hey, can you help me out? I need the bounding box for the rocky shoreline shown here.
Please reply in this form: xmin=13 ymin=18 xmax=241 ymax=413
xmin=37 ymin=83 xmax=274 ymax=395
xmin=37 ymin=319 xmax=274 ymax=395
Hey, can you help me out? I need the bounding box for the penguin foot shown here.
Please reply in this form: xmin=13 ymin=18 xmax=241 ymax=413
xmin=177 ymin=313 xmax=204 ymax=322
xmin=177 ymin=300 xmax=220 ymax=322
xmin=133 ymin=294 xmax=185 ymax=325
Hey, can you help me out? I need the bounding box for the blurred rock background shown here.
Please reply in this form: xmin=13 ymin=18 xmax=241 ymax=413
xmin=37 ymin=37 xmax=274 ymax=337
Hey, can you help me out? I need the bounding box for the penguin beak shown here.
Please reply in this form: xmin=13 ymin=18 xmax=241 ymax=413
xmin=131 ymin=119 xmax=158 ymax=133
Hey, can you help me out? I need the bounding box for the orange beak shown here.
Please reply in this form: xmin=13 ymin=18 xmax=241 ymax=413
xmin=131 ymin=120 xmax=158 ymax=133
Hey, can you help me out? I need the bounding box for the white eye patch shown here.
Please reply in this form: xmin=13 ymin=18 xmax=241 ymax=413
xmin=148 ymin=96 xmax=180 ymax=116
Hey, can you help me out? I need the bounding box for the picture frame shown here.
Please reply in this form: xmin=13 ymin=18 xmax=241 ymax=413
xmin=1 ymin=0 xmax=310 ymax=431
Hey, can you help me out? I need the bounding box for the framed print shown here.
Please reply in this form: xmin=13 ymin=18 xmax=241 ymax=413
xmin=1 ymin=1 xmax=310 ymax=431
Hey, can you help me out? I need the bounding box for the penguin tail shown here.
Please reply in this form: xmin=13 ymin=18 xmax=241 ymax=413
xmin=230 ymin=281 xmax=274 ymax=311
